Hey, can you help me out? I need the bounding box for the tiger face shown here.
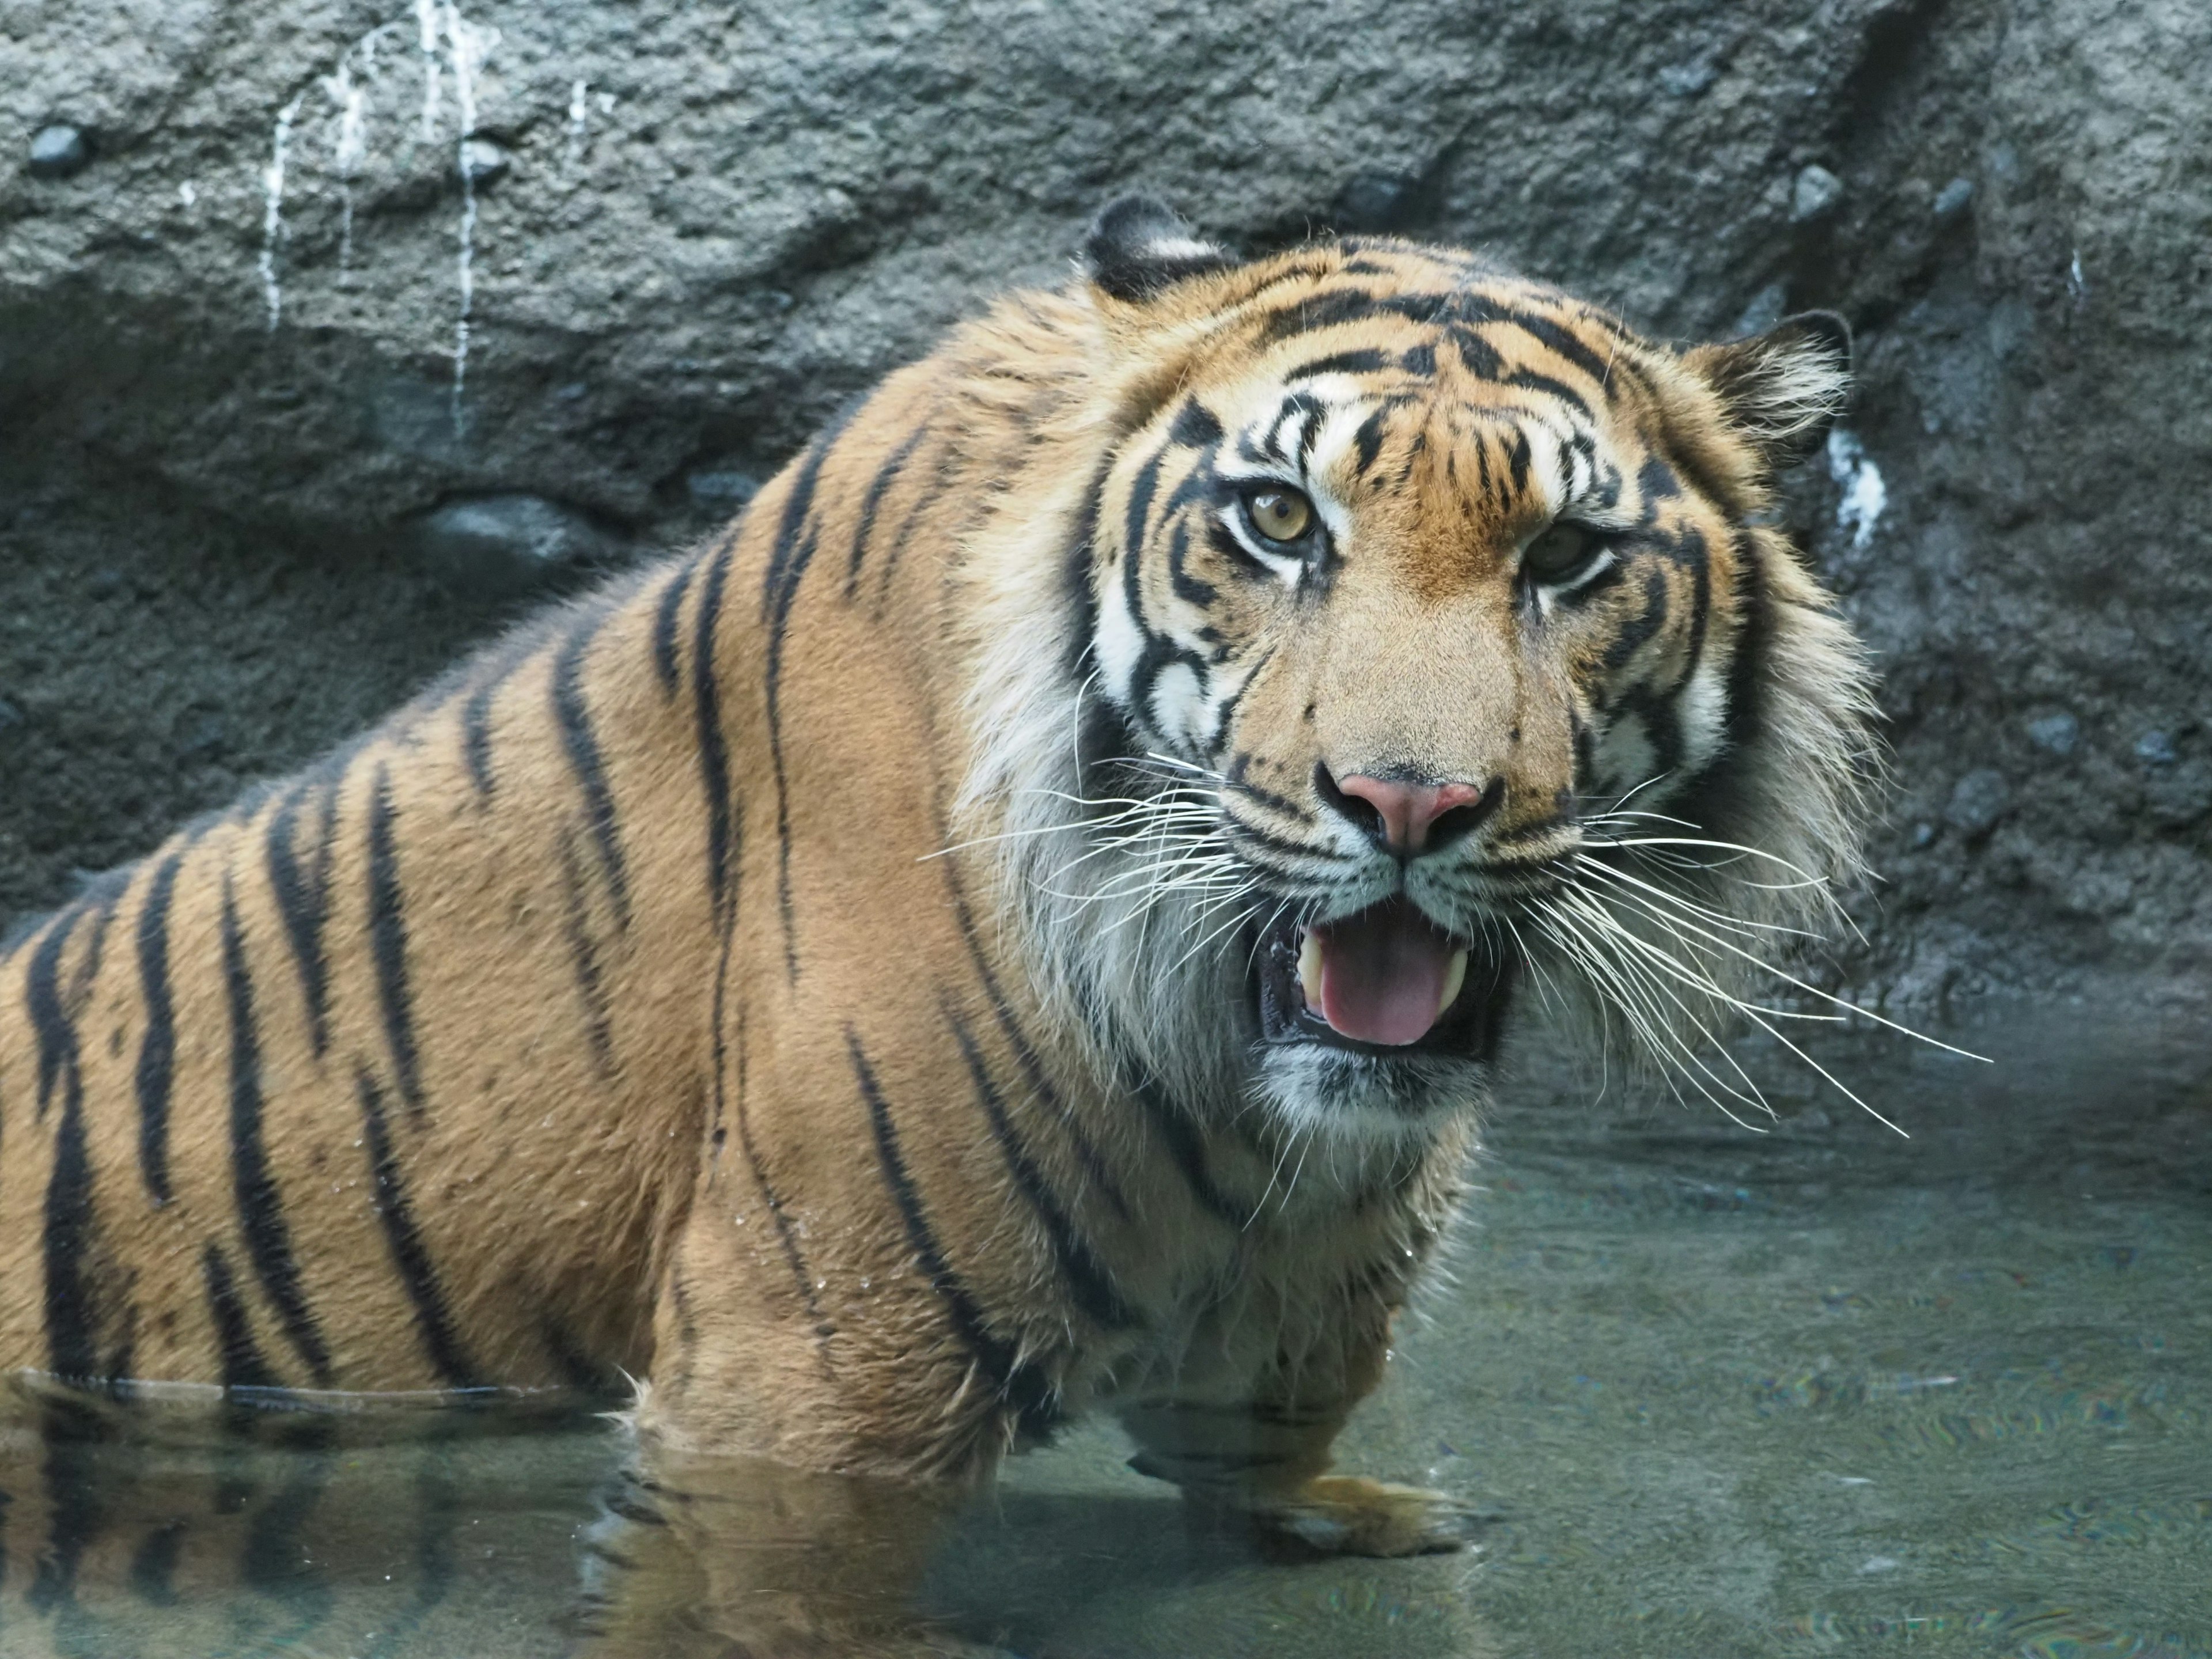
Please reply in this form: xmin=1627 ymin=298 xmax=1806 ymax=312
xmin=1051 ymin=199 xmax=1872 ymax=1141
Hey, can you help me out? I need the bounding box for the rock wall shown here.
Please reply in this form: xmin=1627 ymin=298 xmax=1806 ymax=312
xmin=3 ymin=0 xmax=2207 ymax=999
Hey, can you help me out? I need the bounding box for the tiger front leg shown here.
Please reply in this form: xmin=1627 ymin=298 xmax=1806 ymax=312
xmin=1118 ymin=1395 xmax=1478 ymax=1560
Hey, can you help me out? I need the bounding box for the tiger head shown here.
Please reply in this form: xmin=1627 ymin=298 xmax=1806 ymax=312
xmin=968 ymin=198 xmax=1877 ymax=1145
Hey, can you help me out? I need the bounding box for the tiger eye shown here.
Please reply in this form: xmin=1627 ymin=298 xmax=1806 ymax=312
xmin=1522 ymin=521 xmax=1600 ymax=582
xmin=1246 ymin=488 xmax=1315 ymax=543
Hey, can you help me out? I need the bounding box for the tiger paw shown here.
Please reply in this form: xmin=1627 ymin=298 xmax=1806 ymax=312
xmin=1238 ymin=1475 xmax=1484 ymax=1559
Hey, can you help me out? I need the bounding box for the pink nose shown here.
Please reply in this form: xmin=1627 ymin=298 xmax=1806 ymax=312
xmin=1332 ymin=772 xmax=1499 ymax=855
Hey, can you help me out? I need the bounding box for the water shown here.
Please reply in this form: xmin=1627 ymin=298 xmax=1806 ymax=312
xmin=1 ymin=997 xmax=2204 ymax=1657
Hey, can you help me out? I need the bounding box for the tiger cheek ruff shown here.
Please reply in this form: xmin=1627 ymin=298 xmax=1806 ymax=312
xmin=0 ymin=197 xmax=1873 ymax=1558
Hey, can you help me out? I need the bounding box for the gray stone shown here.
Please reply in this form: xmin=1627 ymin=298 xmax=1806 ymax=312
xmin=0 ymin=696 xmax=22 ymax=731
xmin=459 ymin=137 xmax=509 ymax=185
xmin=1943 ymin=770 xmax=2011 ymax=839
xmin=2135 ymin=729 xmax=2179 ymax=767
xmin=2026 ymin=711 xmax=2079 ymax=756
xmin=26 ymin=123 xmax=88 ymax=178
xmin=1790 ymin=163 xmax=1844 ymax=224
xmin=1932 ymin=176 xmax=1975 ymax=222
xmin=416 ymin=495 xmax=609 ymax=599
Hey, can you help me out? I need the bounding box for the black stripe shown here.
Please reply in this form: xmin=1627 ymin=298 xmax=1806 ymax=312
xmin=222 ymin=879 xmax=334 ymax=1385
xmin=1638 ymin=456 xmax=1683 ymax=517
xmin=40 ymin=1033 xmax=96 ymax=1382
xmin=1061 ymin=456 xmax=1116 ymax=676
xmin=1501 ymin=308 xmax=1616 ymax=388
xmin=1166 ymin=522 xmax=1216 ymax=608
xmin=200 ymin=1244 xmax=282 ymax=1393
xmin=1351 ymin=405 xmax=1390 ymax=479
xmin=1720 ymin=535 xmax=1770 ymax=749
xmin=727 ymin=989 xmax=832 ymax=1341
xmin=691 ymin=546 xmax=737 ymax=919
xmin=556 ymin=830 xmax=616 ymax=1076
xmin=843 ymin=423 xmax=927 ymax=600
xmin=1505 ymin=368 xmax=1594 ymax=422
xmin=868 ymin=444 xmax=952 ymax=611
xmin=355 ymin=1069 xmax=481 ymax=1391
xmin=133 ymin=844 xmax=190 ymax=1205
xmin=1225 ymin=817 xmax=1355 ymax=866
xmin=1224 ymin=753 xmax=1312 ymax=823
xmin=944 ymin=1005 xmax=1138 ymax=1331
xmin=26 ymin=911 xmax=77 ymax=1119
xmin=365 ymin=766 xmax=424 ymax=1119
xmin=460 ymin=673 xmax=499 ymax=798
xmin=650 ymin=558 xmax=696 ymax=697
xmin=1167 ymin=398 xmax=1224 ymax=449
xmin=1131 ymin=1073 xmax=1244 ymax=1226
xmin=1287 ymin=347 xmax=1392 ymax=380
xmin=847 ymin=1029 xmax=1060 ymax=1435
xmin=1443 ymin=321 xmax=1504 ymax=381
xmin=264 ymin=786 xmax=335 ymax=1058
xmin=940 ymin=870 xmax=1131 ymax=1221
xmin=551 ymin=616 xmax=632 ymax=931
xmin=1505 ymin=430 xmax=1533 ymax=498
xmin=760 ymin=404 xmax=864 ymax=983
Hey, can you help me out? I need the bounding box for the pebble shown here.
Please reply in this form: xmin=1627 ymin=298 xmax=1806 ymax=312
xmin=1932 ymin=176 xmax=1975 ymax=221
xmin=1943 ymin=768 xmax=2010 ymax=838
xmin=417 ymin=495 xmax=608 ymax=598
xmin=460 ymin=137 xmax=510 ymax=184
xmin=1790 ymin=164 xmax=1844 ymax=224
xmin=2025 ymin=711 xmax=2078 ymax=755
xmin=2135 ymin=729 xmax=2178 ymax=767
xmin=27 ymin=123 xmax=90 ymax=179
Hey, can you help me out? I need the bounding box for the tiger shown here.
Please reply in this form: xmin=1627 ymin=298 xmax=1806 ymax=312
xmin=0 ymin=195 xmax=1874 ymax=1652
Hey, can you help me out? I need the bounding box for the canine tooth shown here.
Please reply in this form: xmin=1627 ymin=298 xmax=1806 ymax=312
xmin=1439 ymin=948 xmax=1468 ymax=1017
xmin=1297 ymin=927 xmax=1324 ymax=1009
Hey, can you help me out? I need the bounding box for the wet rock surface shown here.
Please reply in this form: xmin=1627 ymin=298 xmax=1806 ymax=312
xmin=1 ymin=0 xmax=2207 ymax=1003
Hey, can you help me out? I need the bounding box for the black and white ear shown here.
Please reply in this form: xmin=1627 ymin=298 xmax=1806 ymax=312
xmin=1081 ymin=195 xmax=1236 ymax=302
xmin=1684 ymin=310 xmax=1853 ymax=472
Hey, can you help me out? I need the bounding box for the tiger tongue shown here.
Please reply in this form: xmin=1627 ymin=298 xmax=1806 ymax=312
xmin=1313 ymin=899 xmax=1459 ymax=1047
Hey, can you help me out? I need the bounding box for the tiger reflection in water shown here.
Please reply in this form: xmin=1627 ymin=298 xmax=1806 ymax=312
xmin=0 ymin=198 xmax=1873 ymax=1654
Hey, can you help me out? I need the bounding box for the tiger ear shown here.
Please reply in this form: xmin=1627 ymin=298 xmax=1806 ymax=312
xmin=1081 ymin=195 xmax=1236 ymax=302
xmin=1682 ymin=310 xmax=1853 ymax=473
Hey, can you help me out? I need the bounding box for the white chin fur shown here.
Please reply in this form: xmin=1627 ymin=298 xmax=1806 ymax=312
xmin=1251 ymin=1044 xmax=1493 ymax=1147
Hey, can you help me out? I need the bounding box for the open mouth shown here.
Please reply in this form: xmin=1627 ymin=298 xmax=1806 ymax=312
xmin=1255 ymin=897 xmax=1513 ymax=1058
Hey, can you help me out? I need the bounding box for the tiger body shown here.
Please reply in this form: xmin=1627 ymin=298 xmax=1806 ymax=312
xmin=0 ymin=202 xmax=1873 ymax=1608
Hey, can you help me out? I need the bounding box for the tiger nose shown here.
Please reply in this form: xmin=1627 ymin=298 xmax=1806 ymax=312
xmin=1320 ymin=767 xmax=1505 ymax=856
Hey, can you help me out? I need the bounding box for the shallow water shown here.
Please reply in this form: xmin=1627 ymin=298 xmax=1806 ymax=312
xmin=2 ymin=998 xmax=2205 ymax=1658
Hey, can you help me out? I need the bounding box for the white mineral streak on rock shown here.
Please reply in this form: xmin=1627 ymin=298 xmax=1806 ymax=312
xmin=321 ymin=59 xmax=370 ymax=274
xmin=568 ymin=78 xmax=590 ymax=168
xmin=439 ymin=2 xmax=502 ymax=437
xmin=1825 ymin=427 xmax=1888 ymax=550
xmin=259 ymin=93 xmax=307 ymax=331
xmin=414 ymin=0 xmax=443 ymax=142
